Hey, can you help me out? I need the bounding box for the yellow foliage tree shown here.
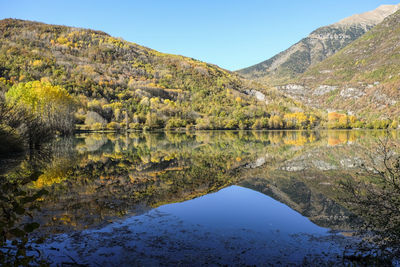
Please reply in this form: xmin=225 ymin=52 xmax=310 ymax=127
xmin=268 ymin=115 xmax=283 ymax=129
xmin=6 ymin=81 xmax=75 ymax=134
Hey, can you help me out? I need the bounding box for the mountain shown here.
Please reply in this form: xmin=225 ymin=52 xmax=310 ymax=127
xmin=281 ymin=8 xmax=400 ymax=119
xmin=237 ymin=4 xmax=400 ymax=86
xmin=0 ymin=19 xmax=307 ymax=132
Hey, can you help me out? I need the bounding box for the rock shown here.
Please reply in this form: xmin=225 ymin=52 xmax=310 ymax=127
xmin=339 ymin=87 xmax=365 ymax=98
xmin=312 ymin=160 xmax=337 ymax=171
xmin=281 ymin=164 xmax=306 ymax=172
xmin=373 ymin=92 xmax=397 ymax=105
xmin=278 ymin=84 xmax=308 ymax=96
xmin=340 ymin=158 xmax=363 ymax=169
xmin=313 ymin=85 xmax=337 ymax=96
xmin=319 ymin=70 xmax=332 ymax=74
xmin=245 ymin=89 xmax=266 ymax=102
xmin=246 ymin=157 xmax=267 ymax=169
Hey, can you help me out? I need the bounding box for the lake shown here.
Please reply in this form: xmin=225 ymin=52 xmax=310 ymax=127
xmin=2 ymin=130 xmax=399 ymax=265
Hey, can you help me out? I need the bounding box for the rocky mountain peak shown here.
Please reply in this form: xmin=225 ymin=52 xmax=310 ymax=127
xmin=237 ymin=3 xmax=400 ymax=86
xmin=334 ymin=3 xmax=400 ymax=27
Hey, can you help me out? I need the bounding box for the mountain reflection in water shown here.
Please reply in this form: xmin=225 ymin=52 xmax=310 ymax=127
xmin=2 ymin=130 xmax=399 ymax=265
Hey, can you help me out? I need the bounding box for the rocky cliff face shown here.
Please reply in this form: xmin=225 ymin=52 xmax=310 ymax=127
xmin=237 ymin=4 xmax=400 ymax=86
xmin=285 ymin=8 xmax=400 ymax=119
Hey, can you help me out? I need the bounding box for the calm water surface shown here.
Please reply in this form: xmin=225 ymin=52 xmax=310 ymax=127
xmin=3 ymin=130 xmax=398 ymax=265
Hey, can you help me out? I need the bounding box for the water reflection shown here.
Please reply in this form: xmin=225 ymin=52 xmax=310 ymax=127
xmin=41 ymin=186 xmax=352 ymax=266
xmin=2 ymin=130 xmax=400 ymax=265
xmin=159 ymin=185 xmax=328 ymax=234
xmin=9 ymin=130 xmax=399 ymax=231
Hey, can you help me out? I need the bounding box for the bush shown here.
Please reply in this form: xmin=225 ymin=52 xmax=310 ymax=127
xmin=224 ymin=119 xmax=238 ymax=129
xmin=196 ymin=117 xmax=213 ymax=130
xmin=351 ymin=121 xmax=365 ymax=129
xmin=252 ymin=118 xmax=267 ymax=130
xmin=74 ymin=113 xmax=86 ymax=124
xmin=372 ymin=120 xmax=390 ymax=129
xmin=90 ymin=122 xmax=104 ymax=131
xmin=185 ymin=124 xmax=195 ymax=131
xmin=165 ymin=117 xmax=187 ymax=130
xmin=145 ymin=113 xmax=164 ymax=129
xmin=106 ymin=122 xmax=121 ymax=130
xmin=129 ymin=123 xmax=141 ymax=130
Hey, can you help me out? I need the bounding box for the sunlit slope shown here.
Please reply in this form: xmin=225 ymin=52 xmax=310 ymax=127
xmin=0 ymin=19 xmax=303 ymax=130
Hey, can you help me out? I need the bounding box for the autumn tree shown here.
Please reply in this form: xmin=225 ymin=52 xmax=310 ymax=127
xmin=268 ymin=115 xmax=283 ymax=129
xmin=6 ymin=81 xmax=76 ymax=135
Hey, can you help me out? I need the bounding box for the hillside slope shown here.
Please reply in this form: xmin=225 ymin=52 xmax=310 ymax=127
xmin=281 ymin=9 xmax=400 ymax=119
xmin=0 ymin=19 xmax=308 ymax=131
xmin=237 ymin=4 xmax=400 ymax=86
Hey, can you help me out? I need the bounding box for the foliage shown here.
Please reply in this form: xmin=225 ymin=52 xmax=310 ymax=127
xmin=106 ymin=122 xmax=121 ymax=131
xmin=6 ymin=81 xmax=75 ymax=135
xmin=0 ymin=19 xmax=315 ymax=131
xmin=327 ymin=112 xmax=351 ymax=129
xmin=165 ymin=117 xmax=187 ymax=130
xmin=0 ymin=91 xmax=50 ymax=153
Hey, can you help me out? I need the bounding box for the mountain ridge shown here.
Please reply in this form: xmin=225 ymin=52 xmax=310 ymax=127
xmin=278 ymin=8 xmax=400 ymax=119
xmin=237 ymin=3 xmax=400 ymax=86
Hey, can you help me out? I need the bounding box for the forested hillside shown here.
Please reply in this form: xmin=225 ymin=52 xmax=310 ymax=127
xmin=0 ymin=18 xmax=316 ymax=137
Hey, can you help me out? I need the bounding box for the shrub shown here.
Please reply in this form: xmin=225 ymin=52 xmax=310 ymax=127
xmin=224 ymin=119 xmax=238 ymax=129
xmin=390 ymin=120 xmax=399 ymax=129
xmin=75 ymin=113 xmax=86 ymax=124
xmin=268 ymin=115 xmax=283 ymax=129
xmin=185 ymin=124 xmax=195 ymax=131
xmin=90 ymin=122 xmax=104 ymax=131
xmin=351 ymin=121 xmax=365 ymax=129
xmin=165 ymin=117 xmax=187 ymax=130
xmin=145 ymin=113 xmax=164 ymax=129
xmin=251 ymin=119 xmax=263 ymax=130
xmin=106 ymin=122 xmax=121 ymax=130
xmin=196 ymin=117 xmax=212 ymax=130
xmin=129 ymin=123 xmax=141 ymax=130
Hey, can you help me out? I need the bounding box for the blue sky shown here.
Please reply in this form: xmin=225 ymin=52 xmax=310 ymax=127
xmin=1 ymin=0 xmax=399 ymax=70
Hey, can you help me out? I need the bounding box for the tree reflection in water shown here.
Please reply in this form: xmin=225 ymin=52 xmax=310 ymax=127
xmin=340 ymin=135 xmax=400 ymax=264
xmin=0 ymin=152 xmax=50 ymax=265
xmin=2 ymin=130 xmax=400 ymax=265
